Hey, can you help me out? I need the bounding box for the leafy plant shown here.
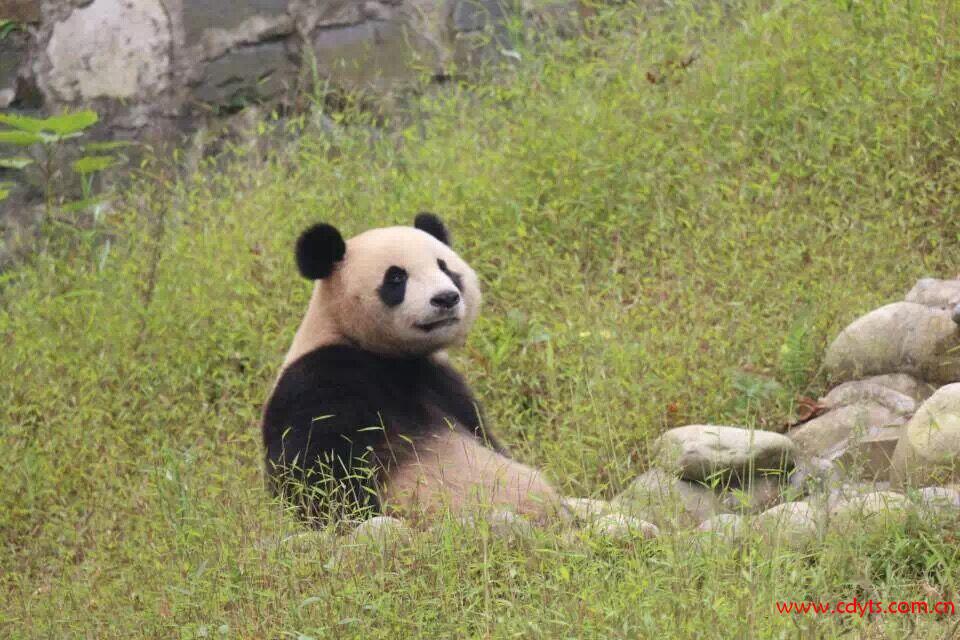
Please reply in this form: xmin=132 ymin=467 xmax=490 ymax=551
xmin=778 ymin=317 xmax=820 ymax=393
xmin=730 ymin=369 xmax=784 ymax=417
xmin=0 ymin=110 xmax=127 ymax=210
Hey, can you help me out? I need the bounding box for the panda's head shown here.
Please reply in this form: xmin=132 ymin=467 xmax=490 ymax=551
xmin=295 ymin=213 xmax=481 ymax=357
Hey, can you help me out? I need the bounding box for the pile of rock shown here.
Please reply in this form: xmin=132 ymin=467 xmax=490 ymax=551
xmin=587 ymin=277 xmax=960 ymax=548
xmin=799 ymin=277 xmax=960 ymax=489
xmin=561 ymin=277 xmax=960 ymax=547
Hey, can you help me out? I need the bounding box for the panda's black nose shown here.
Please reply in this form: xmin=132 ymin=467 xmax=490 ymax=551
xmin=431 ymin=290 xmax=461 ymax=309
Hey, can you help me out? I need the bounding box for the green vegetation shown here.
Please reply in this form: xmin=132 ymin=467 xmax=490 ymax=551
xmin=0 ymin=110 xmax=127 ymax=210
xmin=2 ymin=1 xmax=959 ymax=637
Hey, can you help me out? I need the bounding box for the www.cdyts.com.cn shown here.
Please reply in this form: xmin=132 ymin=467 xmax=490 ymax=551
xmin=777 ymin=599 xmax=957 ymax=616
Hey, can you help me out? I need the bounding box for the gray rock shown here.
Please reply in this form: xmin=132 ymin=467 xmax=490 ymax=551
xmin=612 ymin=468 xmax=729 ymax=529
xmin=182 ymin=0 xmax=291 ymax=46
xmin=824 ymin=302 xmax=960 ymax=385
xmin=697 ymin=513 xmax=747 ymax=540
xmin=587 ymin=513 xmax=659 ymax=541
xmin=290 ymin=0 xmax=366 ymax=33
xmin=915 ymin=486 xmax=960 ymax=511
xmin=193 ymin=13 xmax=296 ymax=63
xmin=827 ymin=490 xmax=908 ymax=531
xmin=822 ymin=381 xmax=917 ymax=416
xmin=891 ymin=383 xmax=960 ymax=488
xmin=279 ymin=529 xmax=333 ymax=552
xmin=350 ymin=515 xmax=411 ymax=545
xmin=817 ymin=481 xmax=893 ymax=513
xmin=448 ymin=0 xmax=523 ymax=67
xmin=859 ymin=373 xmax=937 ymax=403
xmin=787 ymin=456 xmax=837 ymax=495
xmin=833 ymin=425 xmax=901 ymax=481
xmin=905 ymin=278 xmax=960 ymax=309
xmin=788 ymin=403 xmax=902 ymax=460
xmin=558 ymin=497 xmax=614 ymax=525
xmin=720 ymin=474 xmax=785 ymax=514
xmin=449 ymin=0 xmax=514 ymax=32
xmin=752 ymin=502 xmax=819 ymax=550
xmin=308 ymin=19 xmax=442 ymax=92
xmin=193 ymin=41 xmax=296 ymax=106
xmin=653 ymin=425 xmax=794 ymax=483
xmin=43 ymin=0 xmax=173 ymax=102
xmin=486 ymin=510 xmax=535 ymax=541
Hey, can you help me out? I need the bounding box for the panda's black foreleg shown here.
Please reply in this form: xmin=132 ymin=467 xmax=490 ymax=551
xmin=266 ymin=451 xmax=383 ymax=529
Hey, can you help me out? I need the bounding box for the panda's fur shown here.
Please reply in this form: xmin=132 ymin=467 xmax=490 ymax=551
xmin=262 ymin=214 xmax=557 ymax=525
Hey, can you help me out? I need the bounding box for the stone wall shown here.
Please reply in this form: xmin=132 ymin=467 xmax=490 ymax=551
xmin=1 ymin=0 xmax=578 ymax=132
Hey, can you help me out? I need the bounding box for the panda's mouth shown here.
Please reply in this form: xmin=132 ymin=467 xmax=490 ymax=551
xmin=415 ymin=317 xmax=460 ymax=332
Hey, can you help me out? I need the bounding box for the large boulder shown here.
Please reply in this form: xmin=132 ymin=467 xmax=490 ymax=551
xmin=825 ymin=302 xmax=960 ymax=385
xmin=652 ymin=425 xmax=795 ymax=483
xmin=40 ymin=0 xmax=173 ymax=103
xmin=890 ymin=383 xmax=960 ymax=488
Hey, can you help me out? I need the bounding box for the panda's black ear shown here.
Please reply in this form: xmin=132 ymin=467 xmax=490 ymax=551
xmin=414 ymin=212 xmax=450 ymax=246
xmin=295 ymin=223 xmax=345 ymax=280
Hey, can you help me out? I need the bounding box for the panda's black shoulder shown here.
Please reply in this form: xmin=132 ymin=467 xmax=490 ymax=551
xmin=269 ymin=344 xmax=393 ymax=402
xmin=263 ymin=346 xmax=398 ymax=438
xmin=263 ymin=345 xmax=488 ymax=442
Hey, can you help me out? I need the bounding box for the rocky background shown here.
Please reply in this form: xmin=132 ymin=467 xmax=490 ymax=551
xmin=2 ymin=0 xmax=578 ymax=122
xmin=0 ymin=0 xmax=580 ymax=264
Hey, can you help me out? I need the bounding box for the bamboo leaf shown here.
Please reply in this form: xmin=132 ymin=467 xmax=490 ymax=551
xmin=61 ymin=196 xmax=107 ymax=213
xmin=0 ymin=110 xmax=99 ymax=136
xmin=41 ymin=110 xmax=99 ymax=136
xmin=0 ymin=113 xmax=49 ymax=134
xmin=0 ymin=157 xmax=34 ymax=169
xmin=72 ymin=155 xmax=117 ymax=174
xmin=84 ymin=140 xmax=136 ymax=152
xmin=0 ymin=130 xmax=45 ymax=146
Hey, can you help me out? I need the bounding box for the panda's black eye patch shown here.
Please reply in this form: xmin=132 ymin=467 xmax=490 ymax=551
xmin=378 ymin=266 xmax=407 ymax=307
xmin=437 ymin=259 xmax=463 ymax=292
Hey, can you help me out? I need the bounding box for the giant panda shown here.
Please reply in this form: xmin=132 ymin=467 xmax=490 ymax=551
xmin=262 ymin=213 xmax=558 ymax=527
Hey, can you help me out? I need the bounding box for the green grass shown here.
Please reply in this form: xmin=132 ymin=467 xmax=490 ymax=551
xmin=3 ymin=0 xmax=960 ymax=637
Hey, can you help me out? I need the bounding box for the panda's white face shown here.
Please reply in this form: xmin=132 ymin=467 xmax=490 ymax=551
xmin=324 ymin=226 xmax=481 ymax=356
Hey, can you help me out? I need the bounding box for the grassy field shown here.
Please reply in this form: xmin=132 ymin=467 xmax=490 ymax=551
xmin=3 ymin=1 xmax=960 ymax=637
